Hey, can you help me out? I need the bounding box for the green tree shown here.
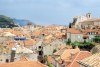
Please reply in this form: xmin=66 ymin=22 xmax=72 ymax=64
xmin=93 ymin=36 xmax=100 ymax=43
xmin=48 ymin=63 xmax=52 ymax=67
xmin=66 ymin=38 xmax=71 ymax=45
xmin=71 ymin=41 xmax=82 ymax=47
xmin=53 ymin=49 xmax=57 ymax=53
xmin=0 ymin=15 xmax=18 ymax=28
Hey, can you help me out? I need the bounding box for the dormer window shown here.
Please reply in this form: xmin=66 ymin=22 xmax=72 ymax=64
xmin=39 ymin=51 xmax=43 ymax=55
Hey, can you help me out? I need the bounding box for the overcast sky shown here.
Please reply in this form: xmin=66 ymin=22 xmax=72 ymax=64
xmin=0 ymin=0 xmax=100 ymax=25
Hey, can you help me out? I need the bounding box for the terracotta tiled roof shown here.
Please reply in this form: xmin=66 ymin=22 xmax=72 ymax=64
xmin=78 ymin=53 xmax=100 ymax=67
xmin=82 ymin=30 xmax=98 ymax=33
xmin=82 ymin=30 xmax=99 ymax=35
xmin=67 ymin=28 xmax=81 ymax=34
xmin=43 ymin=38 xmax=53 ymax=45
xmin=57 ymin=45 xmax=67 ymax=50
xmin=55 ymin=32 xmax=66 ymax=39
xmin=54 ymin=48 xmax=67 ymax=56
xmin=7 ymin=43 xmax=15 ymax=48
xmin=4 ymin=29 xmax=13 ymax=33
xmin=55 ymin=51 xmax=91 ymax=67
xmin=0 ymin=61 xmax=47 ymax=67
xmin=45 ymin=34 xmax=53 ymax=40
xmin=12 ymin=31 xmax=23 ymax=36
xmin=61 ymin=47 xmax=80 ymax=60
xmin=24 ymin=39 xmax=37 ymax=46
xmin=6 ymin=40 xmax=16 ymax=48
xmin=91 ymin=45 xmax=100 ymax=54
xmin=19 ymin=57 xmax=29 ymax=61
xmin=14 ymin=39 xmax=37 ymax=46
xmin=67 ymin=51 xmax=92 ymax=67
xmin=42 ymin=30 xmax=50 ymax=36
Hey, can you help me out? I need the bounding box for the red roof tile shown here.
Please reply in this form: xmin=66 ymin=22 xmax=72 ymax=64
xmin=67 ymin=28 xmax=81 ymax=34
xmin=66 ymin=51 xmax=92 ymax=67
xmin=0 ymin=61 xmax=47 ymax=67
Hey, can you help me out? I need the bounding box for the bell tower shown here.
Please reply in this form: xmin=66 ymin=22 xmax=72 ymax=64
xmin=86 ymin=13 xmax=91 ymax=19
xmin=37 ymin=45 xmax=44 ymax=63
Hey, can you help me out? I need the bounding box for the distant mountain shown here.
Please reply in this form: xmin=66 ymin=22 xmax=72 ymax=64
xmin=13 ymin=19 xmax=35 ymax=26
xmin=0 ymin=15 xmax=35 ymax=28
xmin=0 ymin=15 xmax=18 ymax=28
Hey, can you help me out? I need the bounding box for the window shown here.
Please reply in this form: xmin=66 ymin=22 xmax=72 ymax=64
xmin=5 ymin=59 xmax=9 ymax=63
xmin=38 ymin=46 xmax=41 ymax=49
xmin=39 ymin=51 xmax=43 ymax=55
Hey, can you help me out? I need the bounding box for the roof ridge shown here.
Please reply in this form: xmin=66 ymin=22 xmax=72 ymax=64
xmin=19 ymin=57 xmax=29 ymax=61
xmin=69 ymin=51 xmax=81 ymax=67
xmin=79 ymin=51 xmax=91 ymax=53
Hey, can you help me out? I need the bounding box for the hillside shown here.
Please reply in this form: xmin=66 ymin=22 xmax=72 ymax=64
xmin=0 ymin=15 xmax=18 ymax=28
xmin=13 ymin=19 xmax=35 ymax=26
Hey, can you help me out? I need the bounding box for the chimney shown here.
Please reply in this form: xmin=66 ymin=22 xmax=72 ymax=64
xmin=70 ymin=52 xmax=75 ymax=59
xmin=10 ymin=48 xmax=16 ymax=62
